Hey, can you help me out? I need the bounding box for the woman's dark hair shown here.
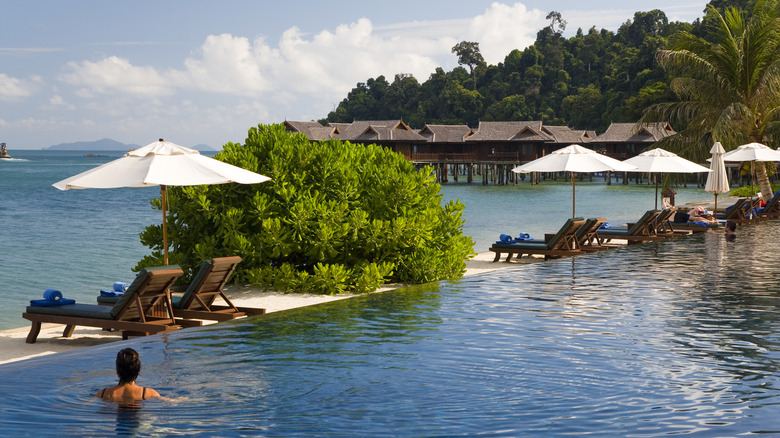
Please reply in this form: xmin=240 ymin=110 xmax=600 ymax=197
xmin=116 ymin=348 xmax=141 ymax=385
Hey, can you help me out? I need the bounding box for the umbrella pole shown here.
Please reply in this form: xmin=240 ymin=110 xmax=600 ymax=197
xmin=161 ymin=185 xmax=168 ymax=265
xmin=572 ymin=171 xmax=576 ymax=218
xmin=655 ymin=174 xmax=659 ymax=210
xmin=714 ymin=193 xmax=718 ymax=215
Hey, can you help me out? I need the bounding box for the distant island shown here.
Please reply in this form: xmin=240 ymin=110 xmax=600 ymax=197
xmin=43 ymin=138 xmax=215 ymax=152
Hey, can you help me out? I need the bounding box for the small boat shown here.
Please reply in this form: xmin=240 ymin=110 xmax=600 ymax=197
xmin=0 ymin=143 xmax=10 ymax=159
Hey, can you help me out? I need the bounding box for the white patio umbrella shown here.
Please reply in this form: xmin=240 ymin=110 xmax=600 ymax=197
xmin=721 ymin=142 xmax=780 ymax=201
xmin=53 ymin=139 xmax=271 ymax=264
xmin=704 ymin=142 xmax=730 ymax=213
xmin=512 ymin=144 xmax=637 ymax=217
xmin=622 ymin=148 xmax=711 ymax=209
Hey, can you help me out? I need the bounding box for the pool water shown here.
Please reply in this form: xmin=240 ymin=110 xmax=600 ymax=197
xmin=2 ymin=222 xmax=780 ymax=436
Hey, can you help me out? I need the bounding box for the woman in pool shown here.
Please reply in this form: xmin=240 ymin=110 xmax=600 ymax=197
xmin=96 ymin=348 xmax=165 ymax=404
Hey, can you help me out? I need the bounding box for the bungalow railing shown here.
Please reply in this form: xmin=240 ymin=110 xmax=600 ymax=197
xmin=412 ymin=153 xmax=479 ymax=162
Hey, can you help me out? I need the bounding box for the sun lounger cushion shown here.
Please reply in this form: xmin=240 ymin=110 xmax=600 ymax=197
xmin=491 ymin=241 xmax=550 ymax=249
xmin=26 ymin=303 xmax=114 ymax=318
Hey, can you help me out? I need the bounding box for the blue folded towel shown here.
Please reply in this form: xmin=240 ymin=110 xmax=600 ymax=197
xmin=100 ymin=290 xmax=123 ymax=297
xmin=113 ymin=282 xmax=130 ymax=292
xmin=499 ymin=234 xmax=514 ymax=243
xmin=600 ymin=222 xmax=611 ymax=229
xmin=691 ymin=221 xmax=709 ymax=226
xmin=30 ymin=289 xmax=75 ymax=306
xmin=515 ymin=232 xmax=531 ymax=241
xmin=30 ymin=298 xmax=76 ymax=307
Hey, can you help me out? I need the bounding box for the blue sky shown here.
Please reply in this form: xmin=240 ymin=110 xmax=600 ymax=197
xmin=2 ymin=1 xmax=707 ymax=149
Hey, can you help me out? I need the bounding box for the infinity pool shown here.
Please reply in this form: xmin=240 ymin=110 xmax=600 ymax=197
xmin=2 ymin=222 xmax=780 ymax=436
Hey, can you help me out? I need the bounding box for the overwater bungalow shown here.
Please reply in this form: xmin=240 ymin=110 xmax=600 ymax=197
xmin=284 ymin=119 xmax=674 ymax=184
xmin=591 ymin=122 xmax=676 ymax=159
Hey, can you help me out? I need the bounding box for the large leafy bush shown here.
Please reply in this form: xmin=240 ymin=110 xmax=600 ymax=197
xmin=137 ymin=124 xmax=474 ymax=294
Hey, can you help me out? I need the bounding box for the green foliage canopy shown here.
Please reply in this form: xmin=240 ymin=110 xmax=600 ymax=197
xmin=136 ymin=124 xmax=475 ymax=295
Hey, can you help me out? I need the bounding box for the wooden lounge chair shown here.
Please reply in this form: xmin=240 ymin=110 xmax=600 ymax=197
xmin=171 ymin=256 xmax=265 ymax=321
xmin=22 ymin=266 xmax=197 ymax=344
xmin=758 ymin=190 xmax=780 ymax=218
xmin=667 ymin=209 xmax=722 ymax=232
xmin=652 ymin=209 xmax=690 ymax=236
xmin=574 ymin=218 xmax=614 ymax=252
xmin=489 ymin=217 xmax=585 ymax=262
xmin=667 ymin=220 xmax=722 ymax=233
xmin=717 ymin=198 xmax=754 ymax=223
xmin=98 ymin=256 xmax=265 ymax=322
xmin=597 ymin=210 xmax=667 ymax=244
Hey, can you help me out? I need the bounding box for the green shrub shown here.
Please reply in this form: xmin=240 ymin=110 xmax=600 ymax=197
xmin=136 ymin=124 xmax=475 ymax=294
xmin=729 ymin=183 xmax=780 ymax=197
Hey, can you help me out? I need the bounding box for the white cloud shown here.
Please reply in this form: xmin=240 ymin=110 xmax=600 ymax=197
xmin=60 ymin=56 xmax=174 ymax=96
xmin=46 ymin=94 xmax=75 ymax=110
xmin=43 ymin=2 xmax=562 ymax=145
xmin=0 ymin=73 xmax=40 ymax=100
xmin=59 ymin=2 xmax=546 ymax=105
xmin=465 ymin=2 xmax=547 ymax=64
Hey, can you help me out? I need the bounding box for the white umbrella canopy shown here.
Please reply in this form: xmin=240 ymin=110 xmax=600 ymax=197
xmin=721 ymin=142 xmax=780 ymax=202
xmin=622 ymin=148 xmax=711 ymax=209
xmin=53 ymin=139 xmax=271 ymax=264
xmin=512 ymin=144 xmax=637 ymax=174
xmin=721 ymin=142 xmax=780 ymax=162
xmin=512 ymin=144 xmax=637 ymax=217
xmin=705 ymin=142 xmax=730 ymax=213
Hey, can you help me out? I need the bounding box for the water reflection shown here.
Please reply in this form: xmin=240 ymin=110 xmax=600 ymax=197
xmin=2 ymin=222 xmax=780 ymax=435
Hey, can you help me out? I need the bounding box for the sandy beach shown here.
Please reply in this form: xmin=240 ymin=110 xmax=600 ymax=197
xmin=0 ymin=251 xmax=527 ymax=365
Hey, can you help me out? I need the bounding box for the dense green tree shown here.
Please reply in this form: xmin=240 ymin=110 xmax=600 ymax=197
xmin=138 ymin=124 xmax=474 ymax=294
xmin=640 ymin=0 xmax=780 ymax=199
xmin=452 ymin=41 xmax=485 ymax=90
xmin=325 ymin=5 xmax=738 ymax=134
xmin=561 ymin=84 xmax=603 ymax=129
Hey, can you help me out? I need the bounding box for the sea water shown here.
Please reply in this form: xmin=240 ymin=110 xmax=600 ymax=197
xmin=2 ymin=150 xmax=779 ymax=436
xmin=0 ymin=150 xmax=713 ymax=330
xmin=1 ymin=223 xmax=779 ymax=436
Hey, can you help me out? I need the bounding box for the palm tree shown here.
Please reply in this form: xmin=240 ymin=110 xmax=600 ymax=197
xmin=639 ymin=0 xmax=780 ymax=199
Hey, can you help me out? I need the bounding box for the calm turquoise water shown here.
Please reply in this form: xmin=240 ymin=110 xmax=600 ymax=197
xmin=1 ymin=224 xmax=780 ymax=436
xmin=0 ymin=150 xmax=715 ymax=330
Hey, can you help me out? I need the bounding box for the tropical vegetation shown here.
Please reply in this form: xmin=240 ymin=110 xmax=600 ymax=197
xmin=640 ymin=0 xmax=780 ymax=200
xmin=136 ymin=124 xmax=474 ymax=294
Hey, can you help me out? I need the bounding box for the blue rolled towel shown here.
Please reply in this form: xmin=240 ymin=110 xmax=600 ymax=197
xmin=499 ymin=234 xmax=514 ymax=243
xmin=43 ymin=289 xmax=62 ymax=301
xmin=113 ymin=282 xmax=130 ymax=292
xmin=600 ymin=222 xmax=611 ymax=229
xmin=516 ymin=232 xmax=531 ymax=241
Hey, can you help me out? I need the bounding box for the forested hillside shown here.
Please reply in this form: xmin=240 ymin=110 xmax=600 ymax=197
xmin=322 ymin=0 xmax=755 ymax=132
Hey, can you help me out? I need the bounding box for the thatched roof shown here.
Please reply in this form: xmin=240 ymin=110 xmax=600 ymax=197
xmin=544 ymin=125 xmax=593 ymax=144
xmin=466 ymin=121 xmax=551 ymax=142
xmin=417 ymin=124 xmax=474 ymax=143
xmin=283 ymin=121 xmax=335 ymax=141
xmin=466 ymin=121 xmax=591 ymax=143
xmin=594 ymin=122 xmax=676 ymax=143
xmin=329 ymin=120 xmax=426 ymax=142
